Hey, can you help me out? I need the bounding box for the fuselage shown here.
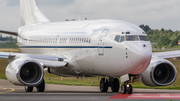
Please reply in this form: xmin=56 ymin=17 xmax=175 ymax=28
xmin=17 ymin=19 xmax=152 ymax=77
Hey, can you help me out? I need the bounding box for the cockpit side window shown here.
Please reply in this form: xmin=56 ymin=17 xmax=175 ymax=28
xmin=114 ymin=35 xmax=120 ymax=42
xmin=120 ymin=36 xmax=125 ymax=42
xmin=114 ymin=35 xmax=125 ymax=43
xmin=139 ymin=36 xmax=149 ymax=41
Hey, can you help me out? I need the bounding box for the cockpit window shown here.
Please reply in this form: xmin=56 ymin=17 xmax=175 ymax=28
xmin=139 ymin=36 xmax=149 ymax=41
xmin=114 ymin=35 xmax=147 ymax=42
xmin=120 ymin=36 xmax=125 ymax=42
xmin=114 ymin=35 xmax=120 ymax=42
xmin=126 ymin=35 xmax=139 ymax=41
xmin=114 ymin=35 xmax=125 ymax=43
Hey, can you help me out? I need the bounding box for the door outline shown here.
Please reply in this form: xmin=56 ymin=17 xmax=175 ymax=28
xmin=98 ymin=29 xmax=109 ymax=56
xmin=54 ymin=35 xmax=59 ymax=51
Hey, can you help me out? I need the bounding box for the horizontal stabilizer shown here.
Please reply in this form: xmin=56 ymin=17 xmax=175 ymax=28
xmin=0 ymin=30 xmax=17 ymax=36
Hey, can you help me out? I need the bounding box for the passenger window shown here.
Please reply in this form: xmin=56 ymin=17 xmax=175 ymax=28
xmin=114 ymin=35 xmax=120 ymax=42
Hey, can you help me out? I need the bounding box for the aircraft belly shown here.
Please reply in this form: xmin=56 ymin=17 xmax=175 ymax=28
xmin=75 ymin=48 xmax=96 ymax=74
xmin=49 ymin=68 xmax=95 ymax=77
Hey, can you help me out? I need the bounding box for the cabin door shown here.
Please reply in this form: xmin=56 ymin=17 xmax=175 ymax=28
xmin=98 ymin=29 xmax=109 ymax=56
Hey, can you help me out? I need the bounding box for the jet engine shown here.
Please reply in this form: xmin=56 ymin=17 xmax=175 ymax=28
xmin=5 ymin=58 xmax=44 ymax=86
xmin=141 ymin=56 xmax=177 ymax=86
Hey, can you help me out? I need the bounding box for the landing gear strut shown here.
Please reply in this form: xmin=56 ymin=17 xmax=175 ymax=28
xmin=119 ymin=74 xmax=139 ymax=94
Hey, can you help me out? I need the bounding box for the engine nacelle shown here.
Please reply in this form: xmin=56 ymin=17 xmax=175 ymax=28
xmin=141 ymin=56 xmax=177 ymax=86
xmin=6 ymin=58 xmax=44 ymax=86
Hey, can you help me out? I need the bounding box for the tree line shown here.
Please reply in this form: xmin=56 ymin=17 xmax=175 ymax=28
xmin=0 ymin=34 xmax=18 ymax=48
xmin=139 ymin=24 xmax=180 ymax=48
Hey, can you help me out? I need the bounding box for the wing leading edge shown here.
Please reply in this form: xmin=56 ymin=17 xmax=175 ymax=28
xmin=0 ymin=52 xmax=68 ymax=68
xmin=153 ymin=50 xmax=180 ymax=59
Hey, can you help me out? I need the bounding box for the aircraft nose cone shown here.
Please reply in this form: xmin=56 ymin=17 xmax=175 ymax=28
xmin=130 ymin=42 xmax=152 ymax=74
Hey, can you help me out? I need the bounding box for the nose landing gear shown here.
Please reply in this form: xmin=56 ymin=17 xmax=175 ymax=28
xmin=121 ymin=83 xmax=133 ymax=94
xmin=120 ymin=74 xmax=140 ymax=94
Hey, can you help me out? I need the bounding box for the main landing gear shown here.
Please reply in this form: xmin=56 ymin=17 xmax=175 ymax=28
xmin=100 ymin=77 xmax=120 ymax=92
xmin=25 ymin=79 xmax=45 ymax=92
xmin=100 ymin=76 xmax=134 ymax=94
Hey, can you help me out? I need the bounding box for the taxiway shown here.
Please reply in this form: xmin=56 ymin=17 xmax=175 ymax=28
xmin=1 ymin=79 xmax=180 ymax=101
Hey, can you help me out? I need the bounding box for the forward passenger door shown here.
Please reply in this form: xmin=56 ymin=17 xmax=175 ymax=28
xmin=98 ymin=29 xmax=109 ymax=56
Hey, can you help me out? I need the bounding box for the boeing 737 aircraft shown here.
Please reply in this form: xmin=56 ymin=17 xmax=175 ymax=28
xmin=0 ymin=0 xmax=179 ymax=94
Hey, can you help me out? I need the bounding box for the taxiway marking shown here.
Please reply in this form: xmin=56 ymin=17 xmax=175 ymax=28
xmin=0 ymin=87 xmax=15 ymax=94
xmin=109 ymin=93 xmax=180 ymax=99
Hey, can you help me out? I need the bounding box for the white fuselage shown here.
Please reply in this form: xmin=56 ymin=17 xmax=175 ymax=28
xmin=17 ymin=19 xmax=152 ymax=77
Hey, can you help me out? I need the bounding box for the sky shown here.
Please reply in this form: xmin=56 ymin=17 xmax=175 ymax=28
xmin=0 ymin=0 xmax=180 ymax=34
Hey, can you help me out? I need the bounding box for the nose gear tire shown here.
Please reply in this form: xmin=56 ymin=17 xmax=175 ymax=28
xmin=126 ymin=84 xmax=133 ymax=94
xmin=121 ymin=84 xmax=127 ymax=94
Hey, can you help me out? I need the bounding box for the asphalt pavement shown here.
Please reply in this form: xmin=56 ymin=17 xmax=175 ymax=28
xmin=1 ymin=79 xmax=180 ymax=101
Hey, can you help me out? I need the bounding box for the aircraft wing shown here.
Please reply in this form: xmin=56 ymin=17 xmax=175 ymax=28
xmin=0 ymin=30 xmax=18 ymax=36
xmin=152 ymin=50 xmax=180 ymax=59
xmin=0 ymin=52 xmax=68 ymax=68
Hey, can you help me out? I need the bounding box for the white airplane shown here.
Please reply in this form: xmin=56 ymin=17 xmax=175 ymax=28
xmin=0 ymin=0 xmax=178 ymax=94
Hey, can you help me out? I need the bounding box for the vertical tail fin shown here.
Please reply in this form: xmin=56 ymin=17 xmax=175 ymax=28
xmin=20 ymin=0 xmax=50 ymax=26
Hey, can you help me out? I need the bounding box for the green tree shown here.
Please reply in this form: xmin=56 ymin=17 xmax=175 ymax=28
xmin=157 ymin=36 xmax=171 ymax=47
xmin=139 ymin=24 xmax=151 ymax=32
